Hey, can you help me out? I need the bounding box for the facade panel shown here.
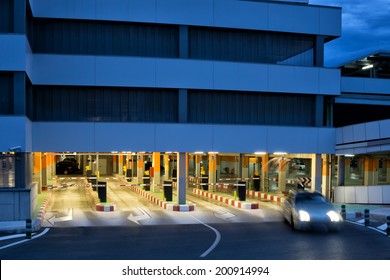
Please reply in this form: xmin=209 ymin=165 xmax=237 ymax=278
xmin=29 ymin=0 xmax=341 ymax=36
xmin=30 ymin=19 xmax=179 ymax=57
xmin=188 ymin=90 xmax=315 ymax=126
xmin=31 ymin=86 xmax=178 ymax=123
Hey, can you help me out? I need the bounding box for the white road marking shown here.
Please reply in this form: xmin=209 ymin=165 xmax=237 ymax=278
xmin=0 ymin=228 xmax=50 ymax=250
xmin=187 ymin=214 xmax=221 ymax=258
xmin=128 ymin=207 xmax=152 ymax=225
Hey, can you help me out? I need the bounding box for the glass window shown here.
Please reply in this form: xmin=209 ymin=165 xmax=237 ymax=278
xmin=0 ymin=154 xmax=15 ymax=188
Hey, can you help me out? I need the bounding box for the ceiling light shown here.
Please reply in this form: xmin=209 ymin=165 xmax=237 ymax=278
xmin=362 ymin=64 xmax=373 ymax=70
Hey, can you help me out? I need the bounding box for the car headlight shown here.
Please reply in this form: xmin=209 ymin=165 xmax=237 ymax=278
xmin=298 ymin=210 xmax=310 ymax=222
xmin=327 ymin=210 xmax=342 ymax=222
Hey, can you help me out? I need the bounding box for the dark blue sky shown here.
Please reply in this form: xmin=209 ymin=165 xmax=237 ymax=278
xmin=310 ymin=0 xmax=390 ymax=67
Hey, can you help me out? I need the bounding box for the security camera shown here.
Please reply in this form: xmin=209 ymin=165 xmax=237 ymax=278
xmin=9 ymin=146 xmax=21 ymax=152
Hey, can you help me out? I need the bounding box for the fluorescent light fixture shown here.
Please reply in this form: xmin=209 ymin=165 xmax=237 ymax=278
xmin=254 ymin=151 xmax=266 ymax=155
xmin=194 ymin=151 xmax=204 ymax=154
xmin=273 ymin=152 xmax=287 ymax=155
xmin=111 ymin=151 xmax=118 ymax=154
xmin=345 ymin=154 xmax=355 ymax=157
xmin=208 ymin=151 xmax=219 ymax=154
xmin=362 ymin=64 xmax=373 ymax=70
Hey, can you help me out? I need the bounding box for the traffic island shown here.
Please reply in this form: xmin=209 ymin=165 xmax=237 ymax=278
xmin=87 ymin=185 xmax=116 ymax=212
xmin=129 ymin=186 xmax=195 ymax=212
xmin=193 ymin=188 xmax=259 ymax=209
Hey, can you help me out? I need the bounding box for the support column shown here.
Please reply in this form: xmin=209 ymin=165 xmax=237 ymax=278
xmin=241 ymin=156 xmax=249 ymax=180
xmin=337 ymin=155 xmax=345 ymax=186
xmin=261 ymin=154 xmax=269 ymax=192
xmin=152 ymin=152 xmax=161 ymax=192
xmin=137 ymin=153 xmax=144 ymax=183
xmin=164 ymin=154 xmax=170 ymax=180
xmin=216 ymin=155 xmax=221 ymax=183
xmin=112 ymin=155 xmax=117 ymax=174
xmin=311 ymin=154 xmax=322 ymax=192
xmin=41 ymin=153 xmax=48 ymax=189
xmin=314 ymin=36 xmax=325 ymax=67
xmin=96 ymin=154 xmax=100 ymax=179
xmin=14 ymin=0 xmax=26 ymax=34
xmin=322 ymin=155 xmax=330 ymax=198
xmin=345 ymin=157 xmax=351 ymax=182
xmin=177 ymin=152 xmax=187 ymax=205
xmin=315 ymin=95 xmax=324 ymax=127
xmin=364 ymin=157 xmax=379 ymax=186
xmin=195 ymin=155 xmax=201 ymax=178
xmin=33 ymin=153 xmax=42 ymax=191
xmin=179 ymin=89 xmax=188 ymax=123
xmin=208 ymin=153 xmax=217 ymax=192
xmin=118 ymin=155 xmax=123 ymax=176
xmin=278 ymin=158 xmax=287 ymax=192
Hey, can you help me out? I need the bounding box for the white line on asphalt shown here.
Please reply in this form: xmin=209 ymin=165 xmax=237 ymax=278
xmin=0 ymin=228 xmax=51 ymax=250
xmin=187 ymin=214 xmax=221 ymax=258
xmin=345 ymin=220 xmax=389 ymax=237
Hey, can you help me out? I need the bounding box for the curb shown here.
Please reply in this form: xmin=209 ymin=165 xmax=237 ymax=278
xmin=87 ymin=186 xmax=116 ymax=212
xmin=246 ymin=190 xmax=286 ymax=203
xmin=129 ymin=186 xmax=195 ymax=211
xmin=35 ymin=191 xmax=52 ymax=230
xmin=193 ymin=188 xmax=259 ymax=209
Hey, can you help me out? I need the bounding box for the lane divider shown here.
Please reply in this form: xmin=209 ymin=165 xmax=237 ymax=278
xmin=87 ymin=186 xmax=116 ymax=212
xmin=246 ymin=190 xmax=286 ymax=203
xmin=193 ymin=189 xmax=259 ymax=209
xmin=129 ymin=186 xmax=195 ymax=212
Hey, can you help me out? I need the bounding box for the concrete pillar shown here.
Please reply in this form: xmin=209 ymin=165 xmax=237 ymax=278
xmin=33 ymin=153 xmax=42 ymax=191
xmin=364 ymin=157 xmax=379 ymax=186
xmin=177 ymin=152 xmax=187 ymax=205
xmin=322 ymin=154 xmax=330 ymax=198
xmin=118 ymin=154 xmax=123 ymax=176
xmin=278 ymin=158 xmax=287 ymax=192
xmin=179 ymin=89 xmax=188 ymax=123
xmin=195 ymin=155 xmax=201 ymax=177
xmin=242 ymin=156 xmax=249 ymax=180
xmin=14 ymin=0 xmax=26 ymax=34
xmin=96 ymin=154 xmax=100 ymax=179
xmin=208 ymin=153 xmax=217 ymax=191
xmin=164 ymin=154 xmax=170 ymax=180
xmin=345 ymin=158 xmax=351 ymax=182
xmin=261 ymin=154 xmax=269 ymax=192
xmin=152 ymin=152 xmax=161 ymax=192
xmin=216 ymin=155 xmax=221 ymax=183
xmin=41 ymin=153 xmax=48 ymax=188
xmin=137 ymin=153 xmax=144 ymax=183
xmin=337 ymin=155 xmax=345 ymax=186
xmin=311 ymin=154 xmax=322 ymax=192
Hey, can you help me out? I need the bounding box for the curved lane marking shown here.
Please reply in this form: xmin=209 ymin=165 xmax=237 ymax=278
xmin=187 ymin=214 xmax=221 ymax=258
xmin=0 ymin=228 xmax=50 ymax=250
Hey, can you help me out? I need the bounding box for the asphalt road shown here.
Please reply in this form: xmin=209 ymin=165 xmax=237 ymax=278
xmin=1 ymin=221 xmax=390 ymax=260
xmin=1 ymin=176 xmax=390 ymax=260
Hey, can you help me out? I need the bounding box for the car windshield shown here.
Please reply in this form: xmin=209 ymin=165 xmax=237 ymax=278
xmin=296 ymin=193 xmax=327 ymax=203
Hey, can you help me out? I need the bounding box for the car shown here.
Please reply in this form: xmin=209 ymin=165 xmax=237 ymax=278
xmin=281 ymin=190 xmax=343 ymax=232
xmin=56 ymin=159 xmax=80 ymax=175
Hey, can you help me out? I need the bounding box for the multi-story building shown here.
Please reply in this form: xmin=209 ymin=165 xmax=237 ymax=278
xmin=0 ymin=0 xmax=388 ymax=222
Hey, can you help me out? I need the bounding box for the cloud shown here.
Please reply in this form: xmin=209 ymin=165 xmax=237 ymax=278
xmin=310 ymin=0 xmax=390 ymax=66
